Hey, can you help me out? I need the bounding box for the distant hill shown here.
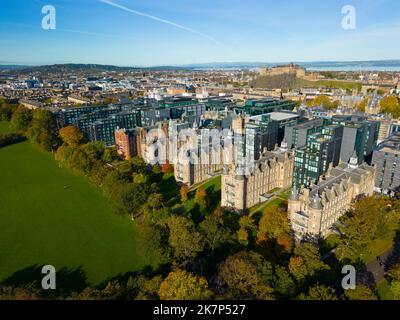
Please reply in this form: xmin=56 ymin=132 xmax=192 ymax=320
xmin=250 ymin=74 xmax=298 ymax=89
xmin=10 ymin=63 xmax=189 ymax=73
xmin=0 ymin=65 xmax=30 ymax=71
xmin=251 ymin=74 xmax=361 ymax=91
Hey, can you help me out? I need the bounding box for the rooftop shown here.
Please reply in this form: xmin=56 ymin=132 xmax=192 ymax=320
xmin=249 ymin=112 xmax=299 ymax=122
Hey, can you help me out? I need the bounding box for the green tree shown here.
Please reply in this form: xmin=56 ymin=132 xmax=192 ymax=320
xmin=167 ymin=215 xmax=204 ymax=262
xmin=27 ymin=109 xmax=60 ymax=151
xmin=344 ymin=285 xmax=378 ymax=300
xmin=386 ymin=263 xmax=400 ymax=300
xmin=10 ymin=106 xmax=32 ymax=132
xmin=136 ymin=219 xmax=171 ymax=265
xmin=335 ymin=197 xmax=390 ymax=262
xmin=199 ymin=208 xmax=232 ymax=252
xmin=55 ymin=144 xmax=74 ymax=168
xmin=0 ymin=101 xmax=15 ymax=121
xmin=135 ymin=275 xmax=163 ymax=300
xmin=131 ymin=156 xmax=148 ymax=174
xmin=217 ymin=251 xmax=274 ymax=300
xmin=237 ymin=215 xmax=256 ymax=246
xmin=298 ymin=284 xmax=338 ymax=300
xmin=89 ymin=161 xmax=111 ymax=187
xmin=273 ymin=266 xmax=296 ymax=298
xmin=109 ymin=182 xmax=149 ymax=218
xmin=158 ymin=269 xmax=213 ymax=300
xmin=289 ymin=243 xmax=329 ymax=283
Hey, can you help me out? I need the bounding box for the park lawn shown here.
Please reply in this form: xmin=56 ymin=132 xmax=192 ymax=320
xmin=184 ymin=176 xmax=221 ymax=213
xmin=361 ymin=237 xmax=394 ymax=264
xmin=250 ymin=197 xmax=288 ymax=222
xmin=0 ymin=141 xmax=155 ymax=287
xmin=0 ymin=121 xmax=12 ymax=134
xmin=295 ymin=78 xmax=361 ymax=91
xmin=377 ymin=279 xmax=394 ymax=300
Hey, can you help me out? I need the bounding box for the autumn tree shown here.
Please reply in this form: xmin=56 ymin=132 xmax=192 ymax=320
xmin=380 ymin=95 xmax=400 ymax=118
xmin=257 ymin=205 xmax=291 ymax=242
xmin=356 ymin=99 xmax=368 ymax=113
xmin=166 ymin=215 xmax=204 ymax=262
xmin=158 ymin=269 xmax=213 ymax=300
xmin=313 ymin=95 xmax=333 ymax=110
xmin=180 ymin=185 xmax=189 ymax=203
xmin=194 ymin=186 xmax=208 ymax=210
xmin=216 ymin=251 xmax=274 ymax=300
xmin=161 ymin=163 xmax=174 ymax=174
xmin=59 ymin=125 xmax=84 ymax=147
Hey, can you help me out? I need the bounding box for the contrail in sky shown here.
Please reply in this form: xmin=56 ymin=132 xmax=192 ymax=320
xmin=98 ymin=0 xmax=222 ymax=45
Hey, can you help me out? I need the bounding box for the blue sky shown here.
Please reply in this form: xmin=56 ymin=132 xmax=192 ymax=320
xmin=0 ymin=0 xmax=399 ymax=66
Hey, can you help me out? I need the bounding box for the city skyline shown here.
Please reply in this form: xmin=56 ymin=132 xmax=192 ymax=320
xmin=1 ymin=0 xmax=400 ymax=66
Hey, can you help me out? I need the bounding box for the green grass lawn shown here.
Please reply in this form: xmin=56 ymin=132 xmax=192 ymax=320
xmin=184 ymin=176 xmax=222 ymax=214
xmin=377 ymin=279 xmax=394 ymax=300
xmin=0 ymin=121 xmax=12 ymax=134
xmin=362 ymin=237 xmax=394 ymax=264
xmin=295 ymin=78 xmax=361 ymax=91
xmin=249 ymin=197 xmax=288 ymax=222
xmin=0 ymin=141 xmax=154 ymax=287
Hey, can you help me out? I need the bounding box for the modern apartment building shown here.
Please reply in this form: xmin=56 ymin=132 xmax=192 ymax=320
xmin=89 ymin=112 xmax=140 ymax=146
xmin=372 ymin=133 xmax=400 ymax=195
xmin=292 ymin=125 xmax=344 ymax=188
xmin=332 ymin=115 xmax=380 ymax=164
xmin=289 ymin=155 xmax=376 ymax=240
xmin=235 ymin=98 xmax=295 ymax=116
xmin=284 ymin=118 xmax=325 ymax=149
xmin=221 ymin=143 xmax=294 ymax=212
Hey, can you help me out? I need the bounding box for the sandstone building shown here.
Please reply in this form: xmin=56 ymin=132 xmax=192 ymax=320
xmin=221 ymin=143 xmax=294 ymax=212
xmin=288 ymin=154 xmax=375 ymax=240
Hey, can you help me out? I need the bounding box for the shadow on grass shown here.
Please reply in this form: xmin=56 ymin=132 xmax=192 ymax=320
xmin=1 ymin=265 xmax=89 ymax=297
